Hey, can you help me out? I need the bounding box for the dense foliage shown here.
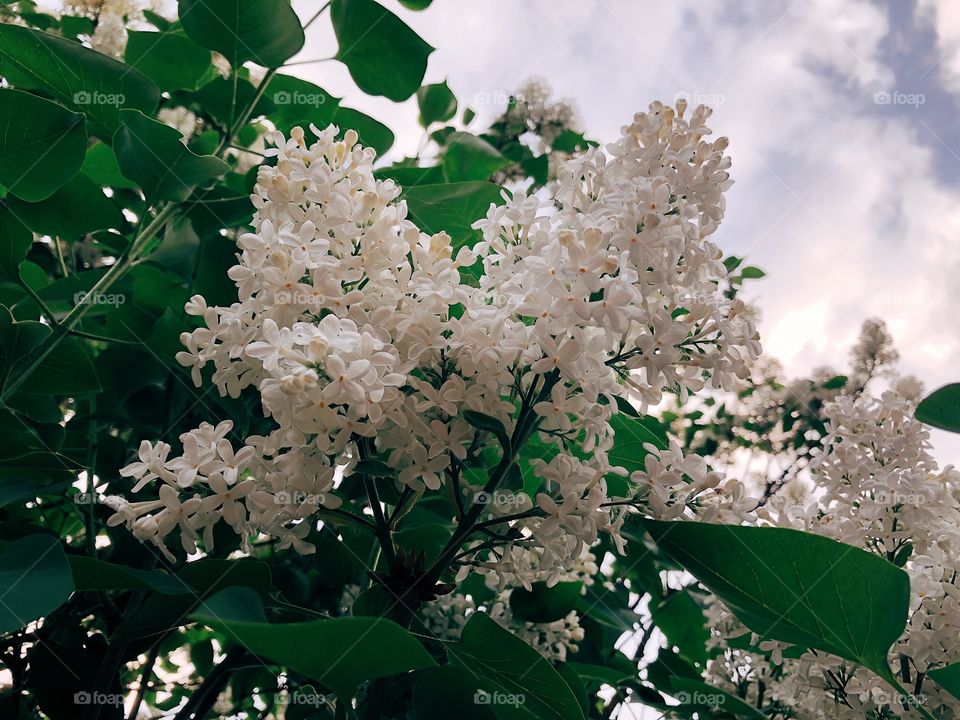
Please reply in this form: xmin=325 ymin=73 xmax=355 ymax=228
xmin=0 ymin=2 xmax=959 ymax=719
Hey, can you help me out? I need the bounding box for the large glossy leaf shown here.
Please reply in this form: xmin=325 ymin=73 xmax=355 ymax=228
xmin=193 ymin=607 xmax=435 ymax=695
xmin=0 ymin=25 xmax=160 ymax=133
xmin=0 ymin=535 xmax=73 ymax=635
xmin=402 ymin=181 xmax=504 ymax=250
xmin=178 ymin=0 xmax=305 ymax=68
xmin=449 ymin=612 xmax=585 ymax=720
xmin=114 ymin=110 xmax=229 ymax=202
xmin=124 ymin=30 xmax=213 ymax=92
xmin=916 ymin=383 xmax=960 ymax=433
xmin=331 ymin=0 xmax=433 ymax=101
xmin=0 ymin=89 xmax=87 ymax=202
xmin=643 ymin=520 xmax=909 ymax=682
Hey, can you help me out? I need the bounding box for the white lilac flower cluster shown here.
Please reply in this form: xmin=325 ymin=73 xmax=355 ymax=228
xmin=506 ymin=77 xmax=581 ymax=149
xmin=419 ymin=550 xmax=595 ymax=662
xmin=62 ymin=0 xmax=161 ymax=57
xmin=705 ymin=379 xmax=960 ymax=719
xmin=108 ymin=103 xmax=758 ymax=586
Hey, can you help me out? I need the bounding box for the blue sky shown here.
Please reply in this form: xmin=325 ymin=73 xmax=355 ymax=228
xmin=290 ymin=0 xmax=960 ymax=459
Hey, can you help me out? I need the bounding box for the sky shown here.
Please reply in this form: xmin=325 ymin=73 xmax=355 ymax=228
xmin=286 ymin=0 xmax=960 ymax=462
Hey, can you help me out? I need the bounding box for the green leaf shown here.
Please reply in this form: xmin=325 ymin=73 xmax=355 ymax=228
xmin=643 ymin=520 xmax=910 ymax=682
xmin=449 ymin=612 xmax=585 ymax=720
xmin=417 ymin=81 xmax=457 ymax=127
xmin=652 ymin=590 xmax=709 ymax=666
xmin=443 ymin=132 xmax=511 ymax=182
xmin=928 ymin=663 xmax=960 ymax=702
xmin=193 ymin=611 xmax=435 ymax=695
xmin=510 ymin=581 xmax=581 ymax=623
xmin=114 ymin=109 xmax=228 ymax=202
xmin=113 ymin=558 xmax=272 ymax=639
xmin=0 ymin=312 xmax=100 ymax=394
xmin=80 ymin=142 xmax=138 ymax=189
xmin=668 ymin=677 xmax=765 ymax=719
xmin=178 ymin=0 xmax=305 ymax=68
xmin=399 ymin=0 xmax=432 ymax=8
xmin=0 ymin=89 xmax=87 ymax=201
xmin=916 ymin=383 xmax=960 ymax=433
xmin=331 ymin=106 xmax=395 ymax=156
xmin=0 ymin=24 xmax=160 ymax=134
xmin=412 ymin=666 xmax=496 ymax=720
xmin=0 ymin=535 xmax=73 ymax=634
xmin=331 ymin=0 xmax=434 ymax=101
xmin=463 ymin=409 xmax=509 ymax=446
xmin=267 ymin=74 xmax=340 ymax=130
xmin=6 ymin=173 xmax=123 ymax=239
xmin=192 ymin=76 xmax=276 ymax=130
xmin=125 ymin=30 xmax=213 ymax=92
xmin=0 ymin=210 xmax=31 ymax=283
xmin=821 ymin=374 xmax=848 ymax=390
xmin=739 ymin=266 xmax=765 ymax=279
xmin=69 ymin=556 xmax=190 ymax=595
xmin=402 ymin=181 xmax=504 ymax=250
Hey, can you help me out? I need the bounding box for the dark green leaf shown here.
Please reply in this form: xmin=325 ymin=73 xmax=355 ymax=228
xmin=193 ymin=611 xmax=435 ymax=695
xmin=331 ymin=106 xmax=395 ymax=155
xmin=178 ymin=0 xmax=305 ymax=68
xmin=125 ymin=30 xmax=214 ymax=92
xmin=0 ymin=210 xmax=31 ymax=283
xmin=80 ymin=142 xmax=138 ymax=189
xmin=69 ymin=556 xmax=190 ymax=595
xmin=449 ymin=612 xmax=585 ymax=720
xmin=928 ymin=663 xmax=960 ymax=703
xmin=0 ymin=24 xmax=160 ymax=133
xmin=443 ymin=132 xmax=511 ymax=182
xmin=114 ymin=109 xmax=228 ymax=202
xmin=916 ymin=383 xmax=960 ymax=433
xmin=668 ymin=677 xmax=765 ymax=719
xmin=643 ymin=520 xmax=909 ymax=682
xmin=0 ymin=89 xmax=86 ymax=201
xmin=402 ymin=181 xmax=504 ymax=250
xmin=0 ymin=535 xmax=73 ymax=634
xmin=510 ymin=581 xmax=581 ymax=623
xmin=6 ymin=173 xmax=123 ymax=238
xmin=417 ymin=81 xmax=457 ymax=127
xmin=412 ymin=666 xmax=497 ymax=720
xmin=331 ymin=0 xmax=434 ymax=101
